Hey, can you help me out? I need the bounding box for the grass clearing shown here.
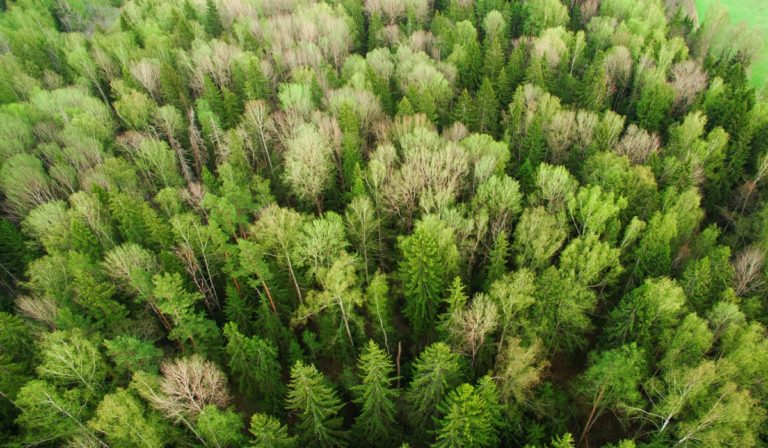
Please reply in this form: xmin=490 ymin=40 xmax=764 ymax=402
xmin=695 ymin=0 xmax=768 ymax=90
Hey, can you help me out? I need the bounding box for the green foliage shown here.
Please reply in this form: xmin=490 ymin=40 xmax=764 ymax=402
xmin=195 ymin=405 xmax=245 ymax=447
xmin=1 ymin=0 xmax=768 ymax=446
xmin=405 ymin=343 xmax=464 ymax=436
xmin=399 ymin=217 xmax=459 ymax=339
xmin=286 ymin=361 xmax=348 ymax=447
xmin=433 ymin=376 xmax=504 ymax=448
xmin=249 ymin=413 xmax=298 ymax=448
xmin=352 ymin=340 xmax=400 ymax=445
xmin=223 ymin=322 xmax=283 ymax=413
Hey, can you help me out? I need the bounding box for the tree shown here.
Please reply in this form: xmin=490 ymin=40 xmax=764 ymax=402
xmin=223 ymin=322 xmax=283 ymax=413
xmin=365 ymin=271 xmax=395 ymax=352
xmin=345 ymin=195 xmax=380 ymax=283
xmin=205 ymin=0 xmax=223 ymax=37
xmin=133 ymin=355 xmax=229 ymax=444
xmin=405 ymin=343 xmax=464 ymax=437
xmin=282 ymin=123 xmax=335 ymax=213
xmin=447 ymin=293 xmax=499 ymax=367
xmin=104 ymin=335 xmax=163 ymax=378
xmin=195 ymin=405 xmax=245 ymax=447
xmin=432 ymin=376 xmax=504 ymax=448
xmin=577 ymin=344 xmax=647 ymax=442
xmin=285 ymin=361 xmax=348 ymax=447
xmin=249 ymin=413 xmax=298 ymax=448
xmin=152 ymin=272 xmax=222 ymax=357
xmin=14 ymin=380 xmax=101 ymax=446
xmin=494 ymin=337 xmax=547 ymax=408
xmin=452 ymin=89 xmax=477 ymax=129
xmin=398 ymin=217 xmax=459 ymax=339
xmin=606 ymin=278 xmax=687 ymax=355
xmin=352 ymin=341 xmax=400 ymax=445
xmin=37 ymin=330 xmax=107 ymax=398
xmin=89 ymin=388 xmax=170 ymax=448
xmin=292 ymin=253 xmax=364 ymax=351
xmin=513 ymin=206 xmax=567 ymax=269
xmin=475 ymin=78 xmax=499 ymax=136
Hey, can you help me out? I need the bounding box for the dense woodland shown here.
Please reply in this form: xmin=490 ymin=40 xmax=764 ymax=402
xmin=0 ymin=0 xmax=767 ymax=446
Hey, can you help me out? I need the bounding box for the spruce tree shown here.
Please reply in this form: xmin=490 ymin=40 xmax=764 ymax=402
xmin=476 ymin=78 xmax=500 ymax=136
xmin=432 ymin=376 xmax=504 ymax=448
xmin=405 ymin=343 xmax=464 ymax=438
xmin=285 ymin=361 xmax=348 ymax=447
xmin=352 ymin=341 xmax=400 ymax=446
xmin=223 ymin=322 xmax=283 ymax=413
xmin=205 ymin=0 xmax=223 ymax=37
xmin=398 ymin=218 xmax=458 ymax=340
xmin=249 ymin=413 xmax=298 ymax=448
xmin=452 ymin=89 xmax=477 ymax=129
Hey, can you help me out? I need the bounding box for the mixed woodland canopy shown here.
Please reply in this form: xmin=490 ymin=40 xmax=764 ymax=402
xmin=0 ymin=0 xmax=767 ymax=446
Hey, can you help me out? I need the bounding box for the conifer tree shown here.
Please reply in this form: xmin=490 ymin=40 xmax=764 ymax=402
xmin=352 ymin=341 xmax=400 ymax=446
xmin=432 ymin=376 xmax=504 ymax=448
xmin=285 ymin=361 xmax=348 ymax=447
xmin=398 ymin=218 xmax=459 ymax=339
xmin=223 ymin=322 xmax=283 ymax=413
xmin=476 ymin=78 xmax=500 ymax=136
xmin=405 ymin=343 xmax=464 ymax=438
xmin=205 ymin=0 xmax=223 ymax=37
xmin=249 ymin=413 xmax=298 ymax=448
xmin=452 ymin=89 xmax=477 ymax=129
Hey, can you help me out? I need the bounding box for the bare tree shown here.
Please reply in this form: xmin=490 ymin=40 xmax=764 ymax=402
xmin=671 ymin=60 xmax=708 ymax=110
xmin=130 ymin=59 xmax=161 ymax=101
xmin=733 ymin=247 xmax=765 ymax=296
xmin=615 ymin=124 xmax=661 ymax=164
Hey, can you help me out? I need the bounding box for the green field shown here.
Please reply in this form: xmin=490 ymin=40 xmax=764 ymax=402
xmin=695 ymin=0 xmax=768 ymax=90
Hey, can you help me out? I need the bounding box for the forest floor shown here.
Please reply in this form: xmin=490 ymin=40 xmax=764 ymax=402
xmin=695 ymin=0 xmax=768 ymax=91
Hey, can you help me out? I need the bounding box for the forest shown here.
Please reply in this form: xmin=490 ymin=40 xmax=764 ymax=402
xmin=0 ymin=0 xmax=767 ymax=446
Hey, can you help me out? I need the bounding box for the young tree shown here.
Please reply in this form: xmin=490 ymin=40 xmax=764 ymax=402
xmin=475 ymin=78 xmax=500 ymax=137
xmin=249 ymin=413 xmax=298 ymax=448
xmin=352 ymin=341 xmax=400 ymax=445
xmin=285 ymin=361 xmax=348 ymax=447
xmin=205 ymin=0 xmax=223 ymax=37
xmin=365 ymin=271 xmax=395 ymax=352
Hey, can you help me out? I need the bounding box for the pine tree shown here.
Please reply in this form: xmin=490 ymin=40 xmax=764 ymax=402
xmin=432 ymin=376 xmax=504 ymax=448
xmin=223 ymin=322 xmax=283 ymax=413
xmin=352 ymin=341 xmax=400 ymax=445
xmin=338 ymin=103 xmax=363 ymax=199
xmin=285 ymin=361 xmax=348 ymax=447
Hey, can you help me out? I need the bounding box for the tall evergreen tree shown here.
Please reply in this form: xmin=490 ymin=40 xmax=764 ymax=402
xmin=352 ymin=341 xmax=400 ymax=446
xmin=205 ymin=0 xmax=223 ymax=37
xmin=432 ymin=376 xmax=504 ymax=448
xmin=285 ymin=361 xmax=348 ymax=447
xmin=223 ymin=322 xmax=283 ymax=413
